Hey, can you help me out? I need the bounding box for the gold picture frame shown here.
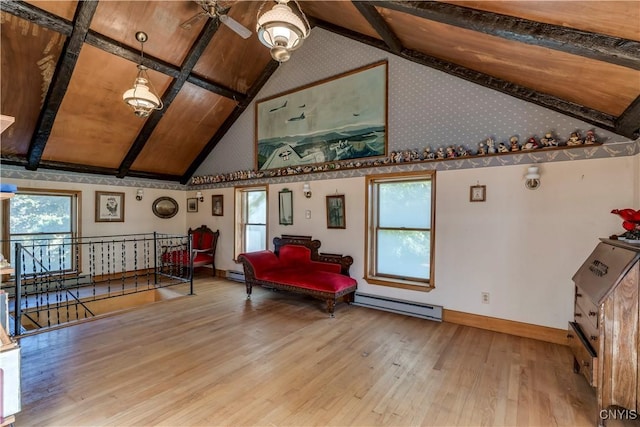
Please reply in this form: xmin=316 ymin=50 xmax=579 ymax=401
xmin=255 ymin=61 xmax=388 ymax=171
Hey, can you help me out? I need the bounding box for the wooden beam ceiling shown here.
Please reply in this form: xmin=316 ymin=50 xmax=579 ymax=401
xmin=372 ymin=1 xmax=640 ymax=70
xmin=25 ymin=1 xmax=98 ymax=170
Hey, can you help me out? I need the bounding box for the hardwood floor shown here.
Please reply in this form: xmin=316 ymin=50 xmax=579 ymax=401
xmin=13 ymin=274 xmax=617 ymax=426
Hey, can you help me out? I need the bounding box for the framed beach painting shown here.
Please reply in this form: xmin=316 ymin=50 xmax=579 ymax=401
xmin=255 ymin=61 xmax=388 ymax=171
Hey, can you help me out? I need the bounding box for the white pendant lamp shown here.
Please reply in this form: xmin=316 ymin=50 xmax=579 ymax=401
xmin=122 ymin=31 xmax=163 ymax=118
xmin=256 ymin=0 xmax=310 ymax=62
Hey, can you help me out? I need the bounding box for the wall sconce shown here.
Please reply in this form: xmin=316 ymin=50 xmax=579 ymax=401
xmin=196 ymin=191 xmax=204 ymax=202
xmin=302 ymin=182 xmax=312 ymax=198
xmin=136 ymin=189 xmax=144 ymax=201
xmin=525 ymin=166 xmax=541 ymax=190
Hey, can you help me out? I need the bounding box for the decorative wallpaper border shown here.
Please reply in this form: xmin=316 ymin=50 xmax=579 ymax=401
xmin=187 ymin=139 xmax=639 ymax=190
xmin=0 ymin=165 xmax=186 ymax=190
xmin=2 ymin=139 xmax=637 ymax=191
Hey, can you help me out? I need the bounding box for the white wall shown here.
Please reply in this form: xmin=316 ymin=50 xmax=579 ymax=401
xmin=198 ymin=155 xmax=638 ymax=330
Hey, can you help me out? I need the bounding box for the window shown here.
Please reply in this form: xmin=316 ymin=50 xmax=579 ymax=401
xmin=234 ymin=186 xmax=268 ymax=259
xmin=365 ymin=172 xmax=435 ymax=291
xmin=2 ymin=189 xmax=81 ymax=274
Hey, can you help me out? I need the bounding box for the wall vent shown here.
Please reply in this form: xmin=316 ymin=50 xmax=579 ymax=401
xmin=226 ymin=270 xmax=245 ymax=283
xmin=353 ymin=292 xmax=442 ymax=322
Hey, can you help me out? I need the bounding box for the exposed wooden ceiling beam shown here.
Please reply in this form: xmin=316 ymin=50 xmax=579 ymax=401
xmin=117 ymin=18 xmax=223 ymax=178
xmin=314 ymin=19 xmax=618 ymax=133
xmin=25 ymin=0 xmax=99 ymax=170
xmin=376 ymin=1 xmax=640 ymax=71
xmin=1 ymin=1 xmax=244 ymax=102
xmin=616 ymin=96 xmax=640 ymax=139
xmin=0 ymin=0 xmax=72 ymax=36
xmin=181 ymin=60 xmax=281 ymax=184
xmin=85 ymin=31 xmax=181 ymax=79
xmin=351 ymin=1 xmax=402 ymax=54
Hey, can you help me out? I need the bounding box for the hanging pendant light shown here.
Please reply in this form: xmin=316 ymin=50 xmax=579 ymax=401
xmin=256 ymin=0 xmax=310 ymax=63
xmin=122 ymin=31 xmax=163 ymax=117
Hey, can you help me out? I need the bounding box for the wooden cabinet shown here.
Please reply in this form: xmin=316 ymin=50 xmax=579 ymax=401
xmin=569 ymin=239 xmax=640 ymax=425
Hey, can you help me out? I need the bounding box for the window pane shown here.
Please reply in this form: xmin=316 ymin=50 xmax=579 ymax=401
xmin=11 ymin=234 xmax=73 ymax=273
xmin=379 ymin=181 xmax=431 ymax=228
xmin=377 ymin=229 xmax=430 ymax=280
xmin=247 ymin=191 xmax=266 ymax=224
xmin=245 ymin=225 xmax=266 ymax=252
xmin=10 ymin=194 xmax=72 ymax=233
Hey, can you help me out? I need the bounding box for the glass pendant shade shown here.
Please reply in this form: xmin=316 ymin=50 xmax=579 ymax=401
xmin=123 ymin=65 xmax=162 ymax=118
xmin=257 ymin=1 xmax=309 ymax=62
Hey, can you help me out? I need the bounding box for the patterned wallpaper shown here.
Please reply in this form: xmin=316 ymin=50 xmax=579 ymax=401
xmin=194 ymin=27 xmax=633 ymax=178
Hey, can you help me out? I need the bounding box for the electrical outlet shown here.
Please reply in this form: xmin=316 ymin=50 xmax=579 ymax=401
xmin=481 ymin=292 xmax=490 ymax=304
xmin=305 ymin=210 xmax=311 ymax=219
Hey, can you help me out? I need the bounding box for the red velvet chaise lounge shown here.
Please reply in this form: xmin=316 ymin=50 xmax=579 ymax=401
xmin=237 ymin=235 xmax=357 ymax=316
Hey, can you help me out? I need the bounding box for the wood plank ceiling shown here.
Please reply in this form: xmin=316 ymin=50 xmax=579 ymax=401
xmin=1 ymin=1 xmax=638 ymax=184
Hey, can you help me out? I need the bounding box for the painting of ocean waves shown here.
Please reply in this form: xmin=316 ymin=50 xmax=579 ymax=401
xmin=256 ymin=62 xmax=387 ymax=171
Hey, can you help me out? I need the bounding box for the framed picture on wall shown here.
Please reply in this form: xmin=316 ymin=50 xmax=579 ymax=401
xmin=187 ymin=198 xmax=198 ymax=212
xmin=470 ymin=185 xmax=486 ymax=202
xmin=95 ymin=191 xmax=124 ymax=222
xmin=326 ymin=194 xmax=346 ymax=229
xmin=255 ymin=61 xmax=388 ymax=171
xmin=212 ymin=195 xmax=223 ymax=216
xmin=279 ymin=189 xmax=293 ymax=225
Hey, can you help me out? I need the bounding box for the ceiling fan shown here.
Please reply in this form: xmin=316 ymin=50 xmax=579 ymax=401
xmin=180 ymin=0 xmax=252 ymax=39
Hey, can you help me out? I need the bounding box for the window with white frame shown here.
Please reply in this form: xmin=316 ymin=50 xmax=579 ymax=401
xmin=2 ymin=189 xmax=81 ymax=274
xmin=234 ymin=186 xmax=268 ymax=259
xmin=365 ymin=171 xmax=435 ymax=291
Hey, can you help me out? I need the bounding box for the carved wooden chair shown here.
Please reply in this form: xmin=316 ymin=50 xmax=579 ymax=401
xmin=162 ymin=225 xmax=219 ymax=276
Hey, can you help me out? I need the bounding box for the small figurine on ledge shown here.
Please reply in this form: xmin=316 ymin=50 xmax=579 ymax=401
xmin=446 ymin=146 xmax=457 ymax=158
xmin=521 ymin=137 xmax=539 ymax=150
xmin=477 ymin=140 xmax=487 ymax=155
xmin=540 ymin=132 xmax=558 ymax=147
xmin=509 ymin=136 xmax=520 ymax=152
xmin=498 ymin=142 xmax=509 ymax=153
xmin=436 ymin=147 xmax=446 ymax=159
xmin=423 ymin=146 xmax=435 ymax=160
xmin=567 ymin=131 xmax=583 ymax=146
xmin=584 ymin=130 xmax=597 ymax=144
xmin=486 ymin=138 xmax=496 ymax=154
xmin=457 ymin=146 xmax=470 ymax=157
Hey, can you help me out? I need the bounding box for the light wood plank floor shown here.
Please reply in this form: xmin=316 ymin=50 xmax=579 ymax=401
xmin=13 ymin=274 xmax=621 ymax=426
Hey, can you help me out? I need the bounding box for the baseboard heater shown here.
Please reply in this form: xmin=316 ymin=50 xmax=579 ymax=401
xmin=353 ymin=292 xmax=443 ymax=322
xmin=226 ymin=270 xmax=245 ymax=283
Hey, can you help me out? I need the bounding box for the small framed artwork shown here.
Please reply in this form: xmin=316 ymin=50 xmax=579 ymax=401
xmin=326 ymin=194 xmax=346 ymax=229
xmin=212 ymin=195 xmax=223 ymax=216
xmin=279 ymin=189 xmax=293 ymax=225
xmin=470 ymin=185 xmax=486 ymax=202
xmin=95 ymin=191 xmax=125 ymax=222
xmin=187 ymin=198 xmax=198 ymax=213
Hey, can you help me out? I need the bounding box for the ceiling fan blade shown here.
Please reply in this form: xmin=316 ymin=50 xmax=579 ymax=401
xmin=219 ymin=14 xmax=252 ymax=39
xmin=180 ymin=11 xmax=207 ymax=30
